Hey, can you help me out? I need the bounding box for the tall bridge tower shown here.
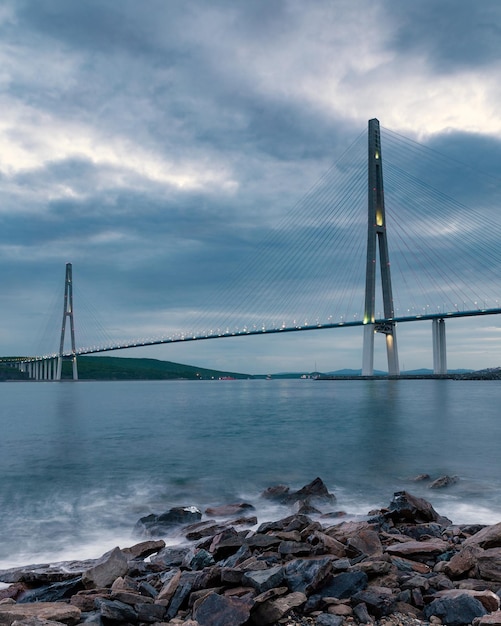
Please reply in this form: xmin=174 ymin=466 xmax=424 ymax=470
xmin=362 ymin=118 xmax=399 ymax=376
xmin=56 ymin=262 xmax=78 ymax=380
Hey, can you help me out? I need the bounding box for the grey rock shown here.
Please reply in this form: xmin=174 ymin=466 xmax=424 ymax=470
xmin=135 ymin=506 xmax=202 ymax=536
xmin=284 ymin=557 xmax=333 ymax=594
xmin=82 ymin=547 xmax=128 ymax=589
xmin=386 ymin=491 xmax=442 ymax=523
xmin=317 ymin=570 xmax=368 ymax=600
xmin=424 ymin=593 xmax=487 ymax=626
xmin=193 ymin=592 xmax=252 ymax=626
xmin=95 ymin=597 xmax=137 ymax=623
xmin=242 ymin=565 xmax=284 ymax=593
xmin=352 ymin=588 xmax=396 ymax=618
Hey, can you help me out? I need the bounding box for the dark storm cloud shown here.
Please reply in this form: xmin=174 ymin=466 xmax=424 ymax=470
xmin=1 ymin=0 xmax=501 ymax=370
xmin=387 ymin=0 xmax=501 ymax=71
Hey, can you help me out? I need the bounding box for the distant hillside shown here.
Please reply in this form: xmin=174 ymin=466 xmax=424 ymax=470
xmin=67 ymin=356 xmax=253 ymax=380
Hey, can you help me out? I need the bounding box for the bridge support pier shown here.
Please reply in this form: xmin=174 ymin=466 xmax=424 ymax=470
xmin=432 ymin=318 xmax=447 ymax=375
xmin=362 ymin=324 xmax=375 ymax=376
xmin=362 ymin=119 xmax=399 ymax=376
xmin=57 ymin=263 xmax=78 ymax=381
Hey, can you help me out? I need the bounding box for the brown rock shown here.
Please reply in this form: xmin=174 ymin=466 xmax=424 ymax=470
xmin=476 ymin=547 xmax=501 ymax=582
xmin=347 ymin=528 xmax=383 ymax=558
xmin=205 ymin=503 xmax=255 ymax=517
xmin=389 ymin=556 xmax=431 ymax=574
xmin=444 ymin=545 xmax=481 ymax=578
xmin=157 ymin=568 xmax=182 ymax=603
xmin=385 ymin=539 xmax=449 ymax=559
xmin=475 ymin=610 xmax=501 ymax=625
xmin=324 ymin=520 xmax=373 ymax=543
xmin=308 ymin=530 xmax=346 ymax=557
xmin=0 ymin=602 xmax=81 ymax=625
xmin=465 ymin=522 xmax=501 ymax=549
xmin=252 ymin=591 xmax=306 ymax=625
xmin=122 ymin=539 xmax=165 ymax=560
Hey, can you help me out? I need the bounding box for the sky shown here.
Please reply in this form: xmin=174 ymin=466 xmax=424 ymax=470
xmin=1 ymin=0 xmax=501 ymax=375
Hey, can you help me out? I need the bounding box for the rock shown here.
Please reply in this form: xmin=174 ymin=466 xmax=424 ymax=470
xmin=385 ymin=539 xmax=449 ymax=559
xmin=284 ymin=477 xmax=336 ymax=504
xmin=400 ymin=522 xmax=445 ymax=540
xmin=252 ymin=591 xmax=306 ymax=624
xmin=409 ymin=474 xmax=431 ymax=482
xmin=278 ymin=540 xmax=313 ymax=556
xmin=475 ymin=610 xmax=501 ymax=625
xmin=476 ymin=547 xmax=501 ymax=582
xmin=241 ymin=566 xmax=284 ymax=593
xmin=0 ymin=602 xmax=81 ymax=625
xmin=346 ymin=528 xmax=383 ymax=558
xmin=95 ymin=597 xmax=138 ymax=623
xmin=150 ymin=545 xmax=192 ymax=568
xmin=424 ymin=593 xmax=487 ymax=626
xmin=184 ymin=520 xmax=228 ymax=540
xmin=316 ymin=570 xmax=368 ymax=600
xmin=429 ymin=475 xmax=459 ymax=489
xmin=0 ymin=561 xmax=92 ymax=585
xmin=465 ymin=522 xmax=501 ymax=549
xmin=444 ymin=545 xmax=481 ymax=578
xmin=136 ymin=602 xmax=166 ymax=623
xmin=260 ymin=485 xmax=290 ymax=501
xmin=10 ymin=618 xmax=68 ymax=626
xmin=352 ymin=602 xmax=373 ymax=624
xmin=122 ymin=539 xmax=165 ymax=560
xmin=204 ymin=503 xmax=255 ymax=517
xmin=386 ymin=491 xmax=442 ymax=523
xmin=433 ymin=588 xmax=500 ymax=612
xmin=193 ymin=592 xmax=252 ymax=626
xmin=135 ymin=506 xmax=202 ymax=536
xmin=257 ymin=514 xmax=313 ymax=534
xmin=165 ymin=571 xmax=199 ymax=620
xmin=352 ymin=587 xmax=396 ymax=618
xmin=324 ymin=520 xmax=374 ymax=544
xmin=308 ymin=531 xmax=346 ymax=557
xmin=81 ymin=547 xmax=128 ymax=589
xmin=284 ymin=557 xmax=333 ymax=594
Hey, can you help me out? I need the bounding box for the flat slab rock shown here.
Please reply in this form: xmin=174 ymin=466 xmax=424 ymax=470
xmin=0 ymin=601 xmax=81 ymax=625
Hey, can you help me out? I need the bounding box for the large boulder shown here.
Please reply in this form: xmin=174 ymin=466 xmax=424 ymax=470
xmin=386 ymin=491 xmax=442 ymax=524
xmin=424 ymin=593 xmax=487 ymax=626
xmin=135 ymin=506 xmax=202 ymax=537
xmin=284 ymin=477 xmax=336 ymax=505
xmin=476 ymin=547 xmax=501 ymax=582
xmin=284 ymin=557 xmax=333 ymax=594
xmin=193 ymin=592 xmax=253 ymax=626
xmin=81 ymin=547 xmax=128 ymax=589
xmin=464 ymin=522 xmax=501 ymax=549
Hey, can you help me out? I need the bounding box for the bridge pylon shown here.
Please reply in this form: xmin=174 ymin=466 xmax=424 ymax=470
xmin=362 ymin=119 xmax=399 ymax=376
xmin=56 ymin=262 xmax=78 ymax=381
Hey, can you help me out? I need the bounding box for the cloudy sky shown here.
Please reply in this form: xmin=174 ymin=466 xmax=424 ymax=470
xmin=1 ymin=0 xmax=501 ymax=374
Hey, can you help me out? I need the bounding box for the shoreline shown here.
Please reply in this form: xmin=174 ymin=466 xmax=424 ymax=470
xmin=2 ymin=479 xmax=501 ymax=625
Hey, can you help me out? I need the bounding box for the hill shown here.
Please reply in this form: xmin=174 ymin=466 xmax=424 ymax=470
xmin=69 ymin=356 xmax=253 ymax=380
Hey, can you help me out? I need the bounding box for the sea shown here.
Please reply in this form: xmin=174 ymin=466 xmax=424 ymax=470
xmin=1 ymin=378 xmax=501 ymax=574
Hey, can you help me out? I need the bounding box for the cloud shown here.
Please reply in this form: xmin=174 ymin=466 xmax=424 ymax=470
xmin=1 ymin=0 xmax=501 ymax=371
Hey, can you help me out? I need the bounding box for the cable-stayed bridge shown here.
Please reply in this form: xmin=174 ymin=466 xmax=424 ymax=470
xmin=5 ymin=119 xmax=501 ymax=380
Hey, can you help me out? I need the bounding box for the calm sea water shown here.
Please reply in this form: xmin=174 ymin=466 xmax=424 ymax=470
xmin=1 ymin=379 xmax=501 ymax=570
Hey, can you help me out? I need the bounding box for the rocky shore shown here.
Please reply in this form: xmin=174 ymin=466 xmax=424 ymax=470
xmin=2 ymin=478 xmax=501 ymax=626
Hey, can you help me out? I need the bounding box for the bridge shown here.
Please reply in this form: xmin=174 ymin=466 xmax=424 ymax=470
xmin=4 ymin=119 xmax=501 ymax=380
